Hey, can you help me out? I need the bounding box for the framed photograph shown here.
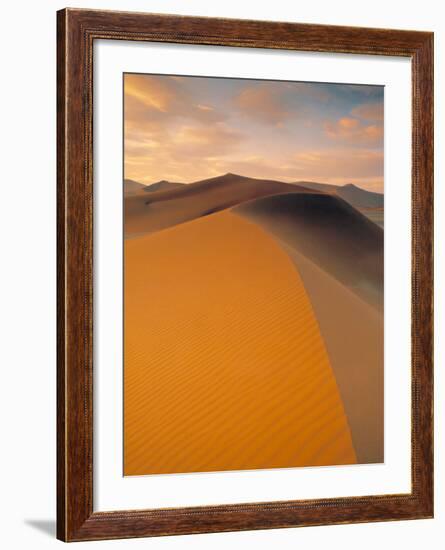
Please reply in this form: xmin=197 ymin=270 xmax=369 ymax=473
xmin=57 ymin=8 xmax=433 ymax=542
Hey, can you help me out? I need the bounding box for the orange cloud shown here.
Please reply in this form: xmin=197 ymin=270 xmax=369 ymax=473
xmin=124 ymin=74 xmax=226 ymax=126
xmin=292 ymin=149 xmax=383 ymax=179
xmin=124 ymin=75 xmax=236 ymax=183
xmin=125 ymin=74 xmax=176 ymax=112
xmin=123 ymin=75 xmax=383 ymax=192
xmin=351 ymin=102 xmax=384 ymax=122
xmin=325 ymin=117 xmax=383 ymax=145
xmin=235 ymin=85 xmax=289 ymax=125
xmin=234 ymin=81 xmax=331 ymax=126
xmin=124 ymin=122 xmax=245 ymax=184
xmin=172 ymin=124 xmax=244 ymax=155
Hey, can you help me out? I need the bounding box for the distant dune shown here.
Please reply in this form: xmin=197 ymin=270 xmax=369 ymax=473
xmin=235 ymin=193 xmax=383 ymax=311
xmin=294 ymin=181 xmax=384 ymax=209
xmin=143 ymin=180 xmax=185 ymax=193
xmin=124 ymin=173 xmax=319 ymax=237
xmin=124 ymin=178 xmax=147 ymax=195
xmin=124 ymin=175 xmax=384 ymax=236
xmin=124 ymin=210 xmax=357 ymax=475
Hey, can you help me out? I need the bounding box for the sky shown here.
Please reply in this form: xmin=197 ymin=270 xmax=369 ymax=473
xmin=124 ymin=74 xmax=384 ymax=192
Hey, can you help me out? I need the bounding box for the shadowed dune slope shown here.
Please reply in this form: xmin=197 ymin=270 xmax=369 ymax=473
xmin=124 ymin=210 xmax=357 ymax=475
xmin=124 ymin=173 xmax=319 ymax=237
xmin=235 ymin=193 xmax=384 ymax=310
xmin=358 ymin=207 xmax=384 ymax=228
xmin=294 ymin=181 xmax=384 ymax=209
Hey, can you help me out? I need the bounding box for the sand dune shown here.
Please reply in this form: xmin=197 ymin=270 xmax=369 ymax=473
xmin=143 ymin=180 xmax=185 ymax=193
xmin=295 ymin=181 xmax=384 ymax=209
xmin=124 ymin=210 xmax=357 ymax=475
xmin=124 ymin=179 xmax=184 ymax=198
xmin=124 ymin=173 xmax=319 ymax=237
xmin=234 ymin=194 xmax=384 ymax=462
xmin=235 ymin=193 xmax=383 ymax=311
xmin=124 ymin=178 xmax=147 ymax=195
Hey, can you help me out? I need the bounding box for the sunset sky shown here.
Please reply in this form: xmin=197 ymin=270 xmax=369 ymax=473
xmin=124 ymin=74 xmax=384 ymax=192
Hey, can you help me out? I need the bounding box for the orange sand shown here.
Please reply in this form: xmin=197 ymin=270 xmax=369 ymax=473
xmin=124 ymin=211 xmax=357 ymax=475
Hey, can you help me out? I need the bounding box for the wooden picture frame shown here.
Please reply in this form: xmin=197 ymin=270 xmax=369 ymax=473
xmin=57 ymin=8 xmax=434 ymax=542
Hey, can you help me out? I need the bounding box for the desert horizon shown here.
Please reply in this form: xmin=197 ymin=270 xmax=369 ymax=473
xmin=124 ymin=172 xmax=384 ymax=234
xmin=125 ymin=173 xmax=382 ymax=190
xmin=123 ymin=74 xmax=384 ymax=476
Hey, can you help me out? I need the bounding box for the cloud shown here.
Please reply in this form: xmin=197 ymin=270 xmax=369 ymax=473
xmin=124 ymin=122 xmax=246 ymax=184
xmin=233 ymin=81 xmax=331 ymax=126
xmin=324 ymin=99 xmax=384 ymax=145
xmin=234 ymin=84 xmax=289 ymax=125
xmin=324 ymin=116 xmax=383 ymax=145
xmin=124 ymin=74 xmax=226 ymax=126
xmin=333 ymin=84 xmax=384 ymax=100
xmin=292 ymin=149 xmax=383 ymax=180
xmin=125 ymin=74 xmax=174 ymax=112
xmin=204 ymin=147 xmax=381 ymax=182
xmin=174 ymin=124 xmax=243 ymax=151
xmin=351 ymin=102 xmax=384 ymax=122
xmin=124 ymin=75 xmax=241 ymax=183
xmin=123 ymin=75 xmax=384 ymax=191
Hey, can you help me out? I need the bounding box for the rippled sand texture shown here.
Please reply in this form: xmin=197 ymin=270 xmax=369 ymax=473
xmin=124 ymin=211 xmax=357 ymax=475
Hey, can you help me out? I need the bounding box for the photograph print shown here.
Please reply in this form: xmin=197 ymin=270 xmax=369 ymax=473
xmin=123 ymin=74 xmax=384 ymax=476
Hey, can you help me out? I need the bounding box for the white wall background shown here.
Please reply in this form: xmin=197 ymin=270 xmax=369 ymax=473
xmin=0 ymin=0 xmax=441 ymax=548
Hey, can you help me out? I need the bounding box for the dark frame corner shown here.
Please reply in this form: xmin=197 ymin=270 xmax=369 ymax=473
xmin=57 ymin=8 xmax=433 ymax=542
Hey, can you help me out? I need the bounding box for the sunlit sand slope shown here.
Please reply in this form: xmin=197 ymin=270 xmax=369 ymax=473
xmin=124 ymin=210 xmax=357 ymax=475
